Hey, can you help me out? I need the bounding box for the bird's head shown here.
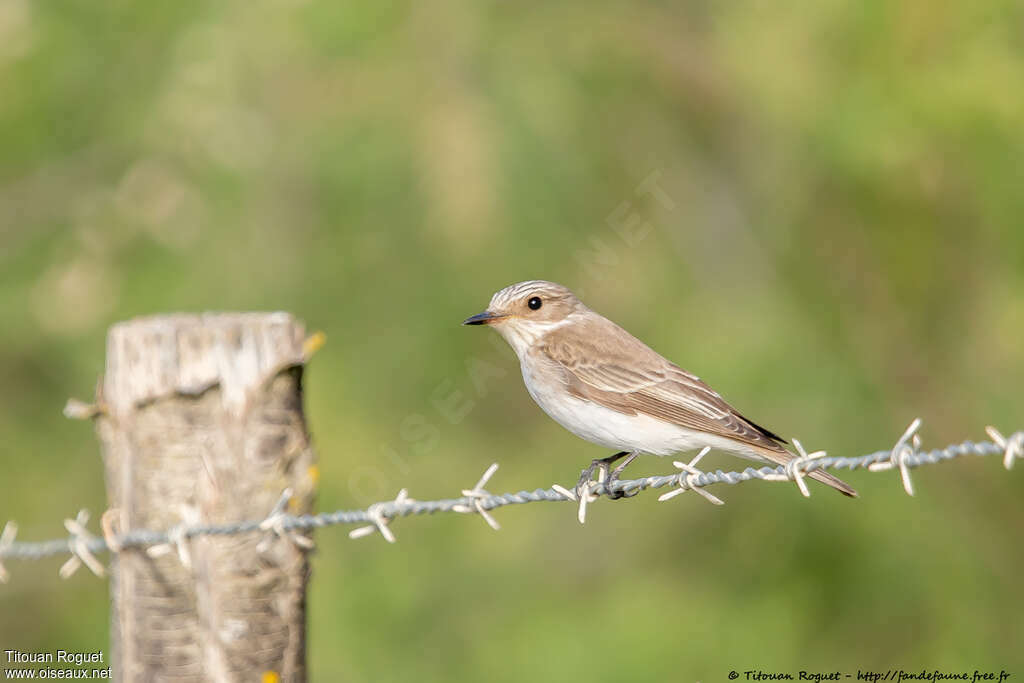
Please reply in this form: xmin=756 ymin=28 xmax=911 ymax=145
xmin=462 ymin=280 xmax=588 ymax=355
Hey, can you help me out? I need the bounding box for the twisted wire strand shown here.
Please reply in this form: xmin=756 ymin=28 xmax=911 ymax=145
xmin=0 ymin=430 xmax=1019 ymax=566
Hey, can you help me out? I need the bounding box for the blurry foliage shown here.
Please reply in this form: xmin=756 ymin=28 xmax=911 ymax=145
xmin=1 ymin=0 xmax=1022 ymax=680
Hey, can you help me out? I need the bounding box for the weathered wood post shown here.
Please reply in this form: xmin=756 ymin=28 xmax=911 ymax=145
xmin=90 ymin=313 xmax=317 ymax=682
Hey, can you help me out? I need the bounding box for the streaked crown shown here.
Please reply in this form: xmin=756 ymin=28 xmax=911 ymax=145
xmin=488 ymin=280 xmax=588 ymax=324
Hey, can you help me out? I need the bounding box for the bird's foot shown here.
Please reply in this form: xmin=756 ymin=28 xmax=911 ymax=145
xmin=575 ymin=459 xmax=608 ymax=500
xmin=606 ymin=454 xmax=640 ymax=499
xmin=575 ymin=452 xmax=638 ymax=500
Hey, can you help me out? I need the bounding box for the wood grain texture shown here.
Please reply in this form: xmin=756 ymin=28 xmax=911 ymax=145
xmin=94 ymin=313 xmax=316 ymax=682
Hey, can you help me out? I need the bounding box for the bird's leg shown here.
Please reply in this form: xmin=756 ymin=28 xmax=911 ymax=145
xmin=576 ymin=451 xmax=636 ymax=500
xmin=605 ymin=452 xmax=640 ymax=499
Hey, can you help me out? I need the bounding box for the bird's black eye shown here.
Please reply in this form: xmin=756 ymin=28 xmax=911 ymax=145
xmin=527 ymin=296 xmax=542 ymax=310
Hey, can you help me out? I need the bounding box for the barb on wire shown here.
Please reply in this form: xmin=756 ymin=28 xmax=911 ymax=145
xmin=576 ymin=472 xmax=601 ymax=524
xmin=147 ymin=524 xmax=191 ymax=568
xmin=869 ymin=417 xmax=922 ymax=496
xmin=59 ymin=510 xmax=106 ymax=579
xmin=349 ymin=489 xmax=412 ymax=543
xmin=760 ymin=438 xmax=829 ymax=498
xmin=659 ymin=447 xmax=724 ymax=505
xmin=259 ymin=489 xmax=315 ymax=552
xmin=100 ymin=509 xmax=123 ymax=553
xmin=1 ymin=422 xmax=1021 ymax=579
xmin=985 ymin=426 xmax=1023 ymax=471
xmin=0 ymin=522 xmax=17 ymax=583
xmin=452 ymin=463 xmax=502 ymax=530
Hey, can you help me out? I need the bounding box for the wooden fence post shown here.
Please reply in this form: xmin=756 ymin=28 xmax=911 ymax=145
xmin=93 ymin=313 xmax=317 ymax=682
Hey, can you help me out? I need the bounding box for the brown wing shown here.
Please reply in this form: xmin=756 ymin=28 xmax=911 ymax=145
xmin=537 ymin=315 xmax=788 ymax=453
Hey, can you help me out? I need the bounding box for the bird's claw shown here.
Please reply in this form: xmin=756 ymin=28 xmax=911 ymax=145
xmin=605 ymin=462 xmax=639 ymax=499
xmin=575 ymin=453 xmax=638 ymax=500
xmin=575 ymin=459 xmax=608 ymax=500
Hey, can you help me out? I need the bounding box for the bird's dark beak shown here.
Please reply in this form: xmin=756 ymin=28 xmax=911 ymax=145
xmin=462 ymin=310 xmax=508 ymax=326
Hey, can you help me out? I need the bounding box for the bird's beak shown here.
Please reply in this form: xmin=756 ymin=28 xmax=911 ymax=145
xmin=462 ymin=310 xmax=508 ymax=326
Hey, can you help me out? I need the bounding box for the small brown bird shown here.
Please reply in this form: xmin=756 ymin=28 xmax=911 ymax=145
xmin=463 ymin=280 xmax=857 ymax=499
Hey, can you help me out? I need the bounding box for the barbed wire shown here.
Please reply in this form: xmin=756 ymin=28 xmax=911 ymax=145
xmin=0 ymin=421 xmax=1020 ymax=583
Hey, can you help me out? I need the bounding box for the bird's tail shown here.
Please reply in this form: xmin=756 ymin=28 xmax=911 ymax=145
xmin=806 ymin=468 xmax=858 ymax=498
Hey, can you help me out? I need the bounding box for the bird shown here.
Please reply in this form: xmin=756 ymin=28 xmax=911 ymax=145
xmin=462 ymin=280 xmax=857 ymax=499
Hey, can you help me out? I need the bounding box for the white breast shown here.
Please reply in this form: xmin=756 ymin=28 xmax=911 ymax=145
xmin=519 ymin=357 xmax=758 ymax=459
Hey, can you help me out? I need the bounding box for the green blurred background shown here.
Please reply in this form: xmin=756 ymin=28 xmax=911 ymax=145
xmin=1 ymin=0 xmax=1022 ymax=680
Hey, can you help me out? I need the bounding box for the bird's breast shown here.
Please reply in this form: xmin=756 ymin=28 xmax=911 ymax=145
xmin=519 ymin=356 xmax=692 ymax=455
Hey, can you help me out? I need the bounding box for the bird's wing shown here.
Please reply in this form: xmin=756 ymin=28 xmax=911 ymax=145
xmin=537 ymin=316 xmax=787 ymax=452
